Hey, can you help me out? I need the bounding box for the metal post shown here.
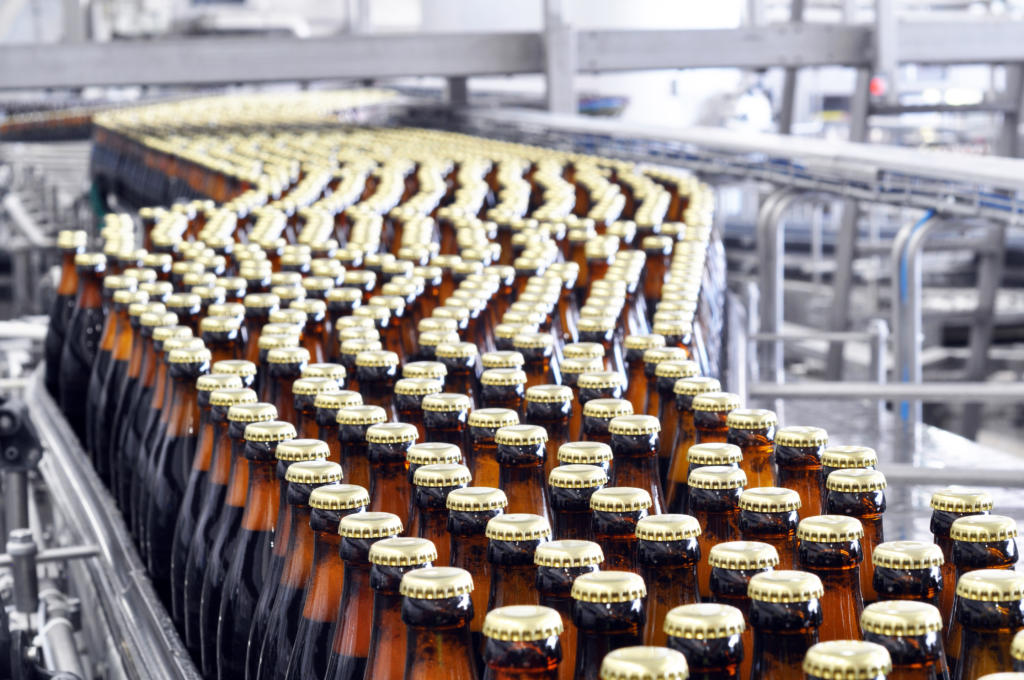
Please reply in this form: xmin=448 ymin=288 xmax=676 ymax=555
xmin=447 ymin=76 xmax=469 ymax=108
xmin=778 ymin=0 xmax=805 ymax=133
xmin=6 ymin=528 xmax=39 ymax=614
xmin=874 ymin=0 xmax=898 ymax=103
xmin=37 ymin=579 xmax=88 ymax=680
xmin=543 ymin=0 xmax=577 ymax=114
xmin=3 ymin=469 xmax=29 ymax=532
xmin=997 ymin=64 xmax=1023 ymax=157
xmin=867 ymin=317 xmax=888 ymax=425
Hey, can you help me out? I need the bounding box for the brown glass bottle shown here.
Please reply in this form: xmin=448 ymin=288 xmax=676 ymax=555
xmin=361 ymin=537 xmax=438 ymax=680
xmin=399 ymin=566 xmax=480 ymax=680
xmin=484 ymin=512 xmax=552 ymax=614
xmin=820 ymin=445 xmax=878 ymax=501
xmin=468 ymin=408 xmax=520 ymax=490
xmin=738 ymin=487 xmax=801 ymax=571
xmin=495 ymin=424 xmax=552 ymax=522
xmin=336 ymin=404 xmax=388 ymax=490
xmin=582 ymin=398 xmax=634 ymax=445
xmin=1014 ymin=629 xmax=1024 ymax=672
xmin=570 ymin=571 xmax=648 ymax=680
xmin=671 ymin=442 xmax=742 ymax=516
xmin=803 ymin=640 xmax=892 ymax=680
xmin=609 ymin=414 xmax=666 ymax=514
xmin=354 ymin=349 xmax=400 ymax=416
xmin=558 ymin=441 xmax=614 ymax=478
xmin=576 ymin=370 xmax=624 ymax=434
xmin=637 ymin=514 xmax=702 ymax=647
xmin=826 ymin=468 xmax=888 ymax=604
xmin=549 ymin=465 xmax=607 ymax=542
xmin=59 ymin=252 xmax=107 ymax=437
xmin=422 ymin=393 xmax=472 ymax=447
xmin=45 ymin=230 xmax=87 ymax=397
xmin=665 ymin=603 xmax=746 ymax=680
xmin=774 ymin=426 xmax=828 ymax=518
xmin=797 ymin=514 xmax=865 ymax=642
xmin=525 ymin=385 xmax=573 ymax=477
xmin=395 ymin=378 xmax=444 ymax=442
xmin=872 ymin=541 xmax=945 ymax=610
xmin=641 ymin=346 xmax=689 ymax=416
xmin=952 ymin=570 xmax=1024 ymax=680
xmin=653 ymin=360 xmax=699 ymax=481
xmin=339 ymin=336 xmax=381 ymax=384
xmin=665 ymin=376 xmax=722 ymax=511
xmin=861 ymin=600 xmax=948 ymax=680
xmin=747 ymin=570 xmax=824 ymax=680
xmin=212 ymin=359 xmax=258 ymax=390
xmin=691 ymin=392 xmax=740 ymax=445
xmin=725 ymin=409 xmax=777 ymax=491
xmin=364 ymin=422 xmax=418 ymax=528
xmin=201 ymin=315 xmax=244 ymax=365
xmin=86 ymin=276 xmax=136 ymax=460
xmin=590 ymin=487 xmax=652 ymax=573
xmin=480 ymin=368 xmax=527 ymax=415
xmin=293 ymin=298 xmax=330 ymax=363
xmin=291 ymin=376 xmax=341 ymax=439
xmin=535 ymin=540 xmax=604 ymax=680
xmin=411 ymin=463 xmax=471 ymax=566
xmin=689 ymin=466 xmax=746 ymax=599
xmin=481 ymin=605 xmax=564 ymax=680
xmin=622 ymin=334 xmax=665 ymax=416
xmin=264 ymin=346 xmax=310 ymax=424
xmin=313 ymin=391 xmax=363 ymax=464
xmin=929 ymin=488 xmax=993 ymax=629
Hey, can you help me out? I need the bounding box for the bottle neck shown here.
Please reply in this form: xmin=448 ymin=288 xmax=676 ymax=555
xmin=280 ymin=504 xmax=316 ymax=587
xmin=301 ymin=528 xmax=345 ymax=622
xmin=750 ymin=628 xmax=818 ymax=679
xmin=241 ymin=457 xmax=280 ymax=531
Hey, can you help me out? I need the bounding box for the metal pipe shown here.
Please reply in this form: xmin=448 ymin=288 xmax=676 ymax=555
xmin=3 ymin=469 xmax=30 ymax=532
xmin=747 ymin=380 xmax=1024 ymax=401
xmin=0 ymin=543 xmax=100 ymax=568
xmin=6 ymin=528 xmax=39 ymax=614
xmin=751 ymin=330 xmax=879 ymax=342
xmin=37 ymin=579 xmax=88 ymax=680
xmin=868 ymin=318 xmax=889 ymax=425
xmin=878 ymin=464 xmax=1023 ymax=487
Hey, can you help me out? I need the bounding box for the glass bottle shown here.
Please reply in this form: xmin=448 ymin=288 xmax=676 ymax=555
xmin=796 ymin=514 xmax=866 ymax=642
xmin=201 ymin=316 xmax=244 ymax=365
xmin=212 ymin=359 xmax=258 ymax=390
xmin=622 ymin=334 xmax=665 ymax=416
xmin=422 ymin=393 xmax=472 ymax=447
xmin=641 ymin=346 xmax=689 ymax=416
xmin=582 ymin=398 xmax=634 ymax=445
xmin=86 ymin=276 xmax=136 ymax=460
xmin=609 ymin=414 xmax=666 ymax=514
xmin=577 ymin=370 xmax=625 ymax=431
xmin=872 ymin=541 xmax=945 ymax=610
xmin=688 ymin=466 xmax=747 ymax=599
xmin=590 ymin=487 xmax=652 ymax=573
xmin=335 ymin=404 xmax=388 ymax=491
xmin=820 ymin=445 xmax=878 ymax=501
xmin=725 ymin=409 xmax=777 ymax=491
xmin=653 ymin=360 xmax=699 ymax=482
xmin=558 ymin=441 xmax=614 ymax=478
xmin=525 ymin=384 xmax=574 ymax=481
xmin=480 ymin=368 xmax=527 ymax=415
xmin=665 ymin=603 xmax=746 ymax=680
xmin=339 ymin=337 xmax=381 ymax=385
xmin=570 ymin=571 xmax=648 ymax=680
xmin=826 ymin=468 xmax=888 ymax=604
xmin=495 ymin=424 xmax=552 ymax=522
xmin=293 ymin=298 xmax=330 ymax=363
xmin=803 ymin=640 xmax=892 ymax=680
xmin=670 ymin=442 xmax=742 ymax=516
xmin=1014 ymin=629 xmax=1024 ymax=671
xmin=747 ymin=570 xmax=824 ymax=680
xmin=361 ymin=537 xmax=438 ymax=680
xmin=407 ymin=442 xmax=463 ymax=481
xmin=320 ymin=512 xmax=404 ymax=680
xmin=312 ymin=392 xmax=363 ymax=465
xmin=637 ymin=514 xmax=702 ymax=647
xmin=666 ymin=376 xmax=722 ymax=511
xmin=486 ymin=513 xmax=552 ymax=611
xmin=394 ymin=378 xmax=443 ymax=442
xmin=513 ymin=331 xmax=557 ymax=389
xmin=468 ymin=408 xmax=520 ymax=490
xmin=559 ymin=358 xmax=604 ymax=429
xmin=410 ymin=463 xmax=471 ymax=566
xmin=292 ymin=376 xmax=341 ymax=439
xmin=691 ymin=392 xmax=740 ymax=445
xmin=45 ymin=230 xmax=87 ymax=398
xmin=738 ymin=487 xmax=801 ymax=571
xmin=535 ymin=540 xmax=604 ymax=680
xmin=482 ymin=605 xmax=564 ymax=680
xmin=773 ymin=425 xmax=828 ymax=518
xmin=549 ymin=465 xmax=608 ymax=542
xmin=400 ymin=566 xmax=481 ymax=680
xmin=256 ymin=334 xmax=300 ymax=399
xmin=365 ymin=422 xmax=419 ymax=527
xmin=264 ymin=346 xmax=310 ymax=424
xmin=929 ymin=488 xmax=993 ymax=629
xmin=354 ymin=349 xmax=400 ymax=416
xmin=861 ymin=600 xmax=948 ymax=680
xmin=59 ymin=252 xmax=107 ymax=438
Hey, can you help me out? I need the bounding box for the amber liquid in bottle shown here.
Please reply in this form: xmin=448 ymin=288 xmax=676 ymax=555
xmin=610 ymin=430 xmax=665 ymax=515
xmin=774 ymin=442 xmax=824 ymax=517
xmin=361 ymin=552 xmax=434 ymax=680
xmin=368 ymin=438 xmax=415 ymax=529
xmin=484 ymin=636 xmax=561 ymax=680
xmin=59 ymin=261 xmax=106 ymax=438
xmin=827 ymin=487 xmax=886 ymax=604
xmin=863 ymin=629 xmax=949 ymax=680
xmin=412 ymin=482 xmax=465 ymax=567
xmin=748 ymin=598 xmax=821 ymax=680
xmin=931 ymin=507 xmax=988 ymax=630
xmin=525 ymin=398 xmax=572 ymax=485
xmin=86 ymin=283 xmax=125 ymax=462
xmin=727 ymin=425 xmax=775 ymax=491
xmin=449 ymin=503 xmax=504 ymax=667
xmin=690 ymin=486 xmax=742 ymax=599
xmin=798 ymin=539 xmax=864 ymax=642
xmin=92 ymin=297 xmax=136 ymax=481
xmin=45 ymin=243 xmax=82 ymax=397
xmin=497 ymin=442 xmax=552 ymax=524
xmin=550 ymin=484 xmax=600 ymax=542
xmin=571 ymin=598 xmax=644 ymax=680
xmin=537 ymin=560 xmax=600 ymax=680
xmin=487 ymin=535 xmax=546 ymax=611
xmin=666 ymin=634 xmax=743 ymax=680
xmin=710 ymin=564 xmax=771 ymax=680
xmin=952 ymin=596 xmax=1024 ymax=680
xmin=639 ymin=536 xmax=700 ymax=646
xmin=592 ymin=508 xmax=646 ymax=573
xmin=739 ymin=508 xmax=799 ymax=571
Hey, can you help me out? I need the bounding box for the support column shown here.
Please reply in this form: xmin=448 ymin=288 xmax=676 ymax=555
xmin=778 ymin=0 xmax=805 ymax=133
xmin=997 ymin=64 xmax=1024 ymax=158
xmin=447 ymin=76 xmax=469 ymax=108
xmin=544 ymin=0 xmax=577 ymax=114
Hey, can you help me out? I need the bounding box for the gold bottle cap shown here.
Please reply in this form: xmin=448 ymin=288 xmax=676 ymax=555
xmin=355 ymin=349 xmax=399 ymax=368
xmin=687 ymin=443 xmax=743 ymax=466
xmin=285 ymin=459 xmax=342 ymax=484
xmin=168 ymin=346 xmax=212 ymax=365
xmin=664 ymin=603 xmax=746 ymax=640
xmin=420 ymin=393 xmax=472 ymax=413
xmin=152 ymin=325 xmax=191 ymax=342
xmin=803 ymin=641 xmax=892 ymax=680
xmin=292 ymin=377 xmax=341 ymax=397
xmin=549 ymin=464 xmax=608 ymax=489
xmin=258 ymin=334 xmax=299 ymax=352
xmin=691 ymin=392 xmax=741 ymax=413
xmin=558 ymin=441 xmax=613 ymax=465
xmin=577 ymin=371 xmax=626 ymax=390
xmin=525 ymin=384 xmax=573 ymax=404
xmin=564 ymin=342 xmax=606 ymax=360
xmin=652 ymin=319 xmax=693 ymax=337
xmin=871 ymin=540 xmax=944 ymax=570
xmin=413 ymin=463 xmax=472 ymax=487
xmin=419 ymin=317 xmax=459 ymax=334
xmin=608 ymin=414 xmax=661 ymax=436
xmin=480 ymin=368 xmax=527 ymax=386
xmin=643 ymin=346 xmax=689 ymax=366
xmin=326 ymin=287 xmax=363 ymax=303
xmin=302 ymin=363 xmax=347 ymax=381
xmin=583 ymin=398 xmax=634 ymax=419
xmin=534 ymin=539 xmax=604 ymax=568
xmin=821 ymin=446 xmax=878 ymax=470
xmin=161 ymin=337 xmax=202 ymax=354
xmin=950 ymin=514 xmax=1018 ymax=542
xmin=74 ymin=252 xmax=106 ymax=268
xmin=483 ymin=605 xmax=564 ymax=642
xmin=561 ymin=357 xmax=606 ymax=377
xmin=267 ymin=347 xmax=310 ymax=365
xmin=1013 ymin=629 xmax=1024 ymax=662
xmin=599 ymin=646 xmax=688 ymax=680
xmin=495 ymin=322 xmax=538 ymax=340
xmin=738 ymin=487 xmax=802 ymax=513
xmin=209 ymin=387 xmax=257 ymax=407
xmin=208 ymin=302 xmax=245 ymax=319
xmin=309 ymin=483 xmax=369 ymax=510
xmin=337 ymin=316 xmax=376 ymax=331
xmin=688 ymin=465 xmax=747 ymax=490
xmin=625 ymin=334 xmax=666 ymax=352
xmin=394 ymin=378 xmax=443 ymax=397
xmin=197 ymin=374 xmax=243 ymax=393
xmin=826 ymin=468 xmax=887 ymax=493
xmin=861 ymin=600 xmax=943 ymax=636
xmin=403 ymin=361 xmax=448 ymax=380
xmin=726 ymin=409 xmax=778 ymax=430
xmin=708 ymin=540 xmax=780 ymax=569
xmin=366 ymin=422 xmax=418 ymax=444
xmin=314 ymin=391 xmax=363 ymax=410
xmin=165 ymin=292 xmax=201 ymax=311
xmin=655 ymin=360 xmax=699 ymax=379
xmin=407 ymin=442 xmax=462 ymax=466
xmin=572 ymin=571 xmax=647 ymax=603
xmin=137 ymin=306 xmax=167 ymax=325
xmin=495 ymin=424 xmax=549 ymax=446
xmin=513 ymin=332 xmax=554 ymax=350
xmin=636 ymin=514 xmax=702 ymax=541
xmin=674 ymin=376 xmax=722 ymax=396
xmin=276 ymin=438 xmax=331 ymax=463
xmin=775 ymin=425 xmax=828 ymax=447
xmin=243 ymin=292 xmax=280 ymax=309
xmin=797 ymin=515 xmax=864 ymax=542
xmin=747 ymin=570 xmax=825 ymax=603
xmin=263 ymin=322 xmax=301 ymax=338
xmin=590 ymin=487 xmax=653 ymax=512
xmin=418 ymin=330 xmax=460 ymax=349
xmin=482 ymin=351 xmax=525 ymax=369
xmin=447 ymin=486 xmax=508 ymax=511
xmin=114 ymin=289 xmax=145 ymax=306
xmin=369 ymin=536 xmax=438 ymax=567
xmin=336 ymin=511 xmax=402 ymax=539
xmin=57 ymin=230 xmax=87 ymax=249
xmin=400 ymin=566 xmax=474 ymax=599
xmin=105 ymin=275 xmax=132 ymax=292
xmin=336 ymin=404 xmax=388 ymax=426
xmin=468 ymin=408 xmax=520 ymax=429
xmin=436 ymin=341 xmax=480 ymax=359
xmin=340 ymin=338 xmax=382 ymax=356
xmin=243 ymin=420 xmax=297 ymax=443
xmin=930 ymin=487 xmax=994 ymax=513
xmin=485 ymin=513 xmax=552 ymax=541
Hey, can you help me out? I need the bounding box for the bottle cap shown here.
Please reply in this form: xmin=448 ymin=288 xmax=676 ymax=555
xmin=209 ymin=360 xmax=256 ymax=380
xmin=369 ymin=537 xmax=438 ymax=567
xmin=403 ymin=361 xmax=448 ymax=380
xmin=739 ymin=487 xmax=802 ymax=513
xmin=227 ymin=402 xmax=277 ymax=423
xmin=664 ymin=603 xmax=746 ymax=639
xmin=483 ymin=605 xmax=564 ymax=642
xmin=871 ymin=540 xmax=944 ymax=570
xmin=577 ymin=371 xmax=626 ymax=390
xmin=366 ymin=422 xmax=418 ymax=444
xmin=267 ymin=347 xmax=311 ymax=365
xmin=563 ymin=342 xmax=606 ymax=360
xmin=608 ymin=414 xmax=661 ymax=436
xmin=197 ymin=374 xmax=243 ymax=393
xmin=512 ymin=332 xmax=554 ymax=350
xmin=802 ymin=641 xmax=892 ymax=680
xmin=636 ymin=514 xmax=702 ymax=541
xmin=495 ymin=424 xmax=548 ymax=446
xmin=687 ymin=443 xmax=742 ymax=466
xmin=726 ymin=408 xmax=778 ymax=430
xmin=436 ymin=341 xmax=479 ymax=359
xmin=485 ymin=513 xmax=552 ymax=541
xmin=447 ymin=486 xmax=508 ymax=511
xmin=950 ymin=515 xmax=1018 ymax=542
xmin=74 ymin=252 xmax=106 ymax=268
xmin=643 ymin=347 xmax=688 ymax=366
xmin=302 ymin=363 xmax=347 ymax=381
xmin=572 ymin=571 xmax=647 ymax=603
xmin=480 ymin=368 xmax=527 ymax=386
xmin=340 ymin=511 xmax=403 ymax=538
xmin=577 ymin=316 xmax=617 ymax=332
xmin=625 ymin=334 xmax=666 ymax=351
xmin=468 ymin=408 xmax=520 ymax=429
xmin=688 ymin=466 xmax=747 ymax=490
xmin=309 ymin=483 xmax=369 ymax=510
xmin=655 ymin=360 xmax=699 ymax=379
xmin=930 ymin=487 xmax=994 ymax=513
xmin=57 ymin=230 xmax=87 ymax=249
xmin=413 ymin=463 xmax=472 ymax=487
xmin=243 ymin=420 xmax=297 ymax=443
xmin=560 ymin=357 xmax=604 ymax=376
xmin=826 ymin=468 xmax=887 ymax=493
xmin=285 ymin=459 xmax=342 ymax=484
xmin=1013 ymin=629 xmax=1024 ymax=663
xmin=821 ymin=445 xmax=878 ymax=469
xmin=355 ymin=350 xmax=400 ymax=368
xmin=314 ymin=391 xmax=363 ymax=410
xmin=797 ymin=515 xmax=864 ymax=542
xmin=400 ymin=566 xmax=474 ymax=599
xmin=421 ymin=393 xmax=472 ymax=413
xmin=209 ymin=388 xmax=257 ymax=407
xmin=407 ymin=442 xmax=462 ymax=466
xmin=336 ymin=404 xmax=388 ymax=426
xmin=275 ymin=438 xmax=331 ymax=462
xmin=549 ymin=464 xmax=608 ymax=489
xmin=482 ymin=351 xmax=525 ymax=369
xmin=259 ymin=334 xmax=300 ymax=353
xmin=691 ymin=392 xmax=741 ymax=413
xmin=775 ymin=425 xmax=828 ymax=447
xmin=558 ymin=441 xmax=613 ymax=465
xmin=583 ymin=398 xmax=634 ymax=419
xmin=590 ymin=487 xmax=653 ymax=512
xmin=708 ymin=541 xmax=780 ymax=569
xmin=292 ymin=377 xmax=341 ymax=397
xmin=860 ymin=600 xmax=943 ymax=636
xmin=673 ymin=376 xmax=722 ymax=396
xmin=168 ymin=346 xmax=212 ymax=365
xmin=534 ymin=539 xmax=604 ymax=568
xmin=599 ymin=646 xmax=688 ymax=680
xmin=652 ymin=319 xmax=693 ymax=337
xmin=525 ymin=384 xmax=573 ymax=404
xmin=748 ymin=570 xmax=825 ymax=603
xmin=244 ymin=292 xmax=280 ymax=309
xmin=394 ymin=378 xmax=443 ymax=397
